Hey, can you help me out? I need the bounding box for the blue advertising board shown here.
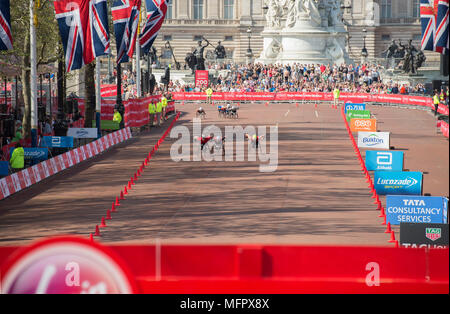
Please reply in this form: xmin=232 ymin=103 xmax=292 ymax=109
xmin=41 ymin=136 xmax=74 ymax=148
xmin=10 ymin=148 xmax=48 ymax=162
xmin=344 ymin=103 xmax=366 ymax=114
xmin=374 ymin=171 xmax=422 ymax=195
xmin=386 ymin=195 xmax=448 ymax=225
xmin=0 ymin=161 xmax=9 ymax=176
xmin=365 ymin=151 xmax=404 ymax=171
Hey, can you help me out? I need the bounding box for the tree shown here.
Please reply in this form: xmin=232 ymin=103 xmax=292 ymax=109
xmin=0 ymin=0 xmax=59 ymax=138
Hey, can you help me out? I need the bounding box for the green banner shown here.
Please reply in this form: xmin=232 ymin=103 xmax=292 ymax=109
xmin=346 ymin=110 xmax=371 ymax=122
xmin=92 ymin=120 xmax=120 ymax=130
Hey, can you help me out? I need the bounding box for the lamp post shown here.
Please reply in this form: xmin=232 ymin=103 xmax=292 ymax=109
xmin=361 ymin=28 xmax=368 ymax=64
xmin=246 ymin=27 xmax=253 ymax=64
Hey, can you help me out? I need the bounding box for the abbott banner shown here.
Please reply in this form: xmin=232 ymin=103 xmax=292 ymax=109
xmin=365 ymin=151 xmax=404 ymax=171
xmin=374 ymin=171 xmax=423 ymax=195
xmin=344 ymin=103 xmax=366 ymax=114
xmin=358 ymin=132 xmax=390 ymax=149
xmin=350 ymin=119 xmax=377 ymax=132
xmin=387 ymin=196 xmax=448 ymax=225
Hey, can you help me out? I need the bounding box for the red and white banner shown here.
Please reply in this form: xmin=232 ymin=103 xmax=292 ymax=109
xmin=441 ymin=121 xmax=449 ymax=138
xmin=171 ymin=92 xmax=443 ymax=110
xmin=0 ymin=128 xmax=132 ymax=202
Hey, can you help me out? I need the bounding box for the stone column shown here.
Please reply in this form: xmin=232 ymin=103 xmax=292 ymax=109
xmin=208 ymin=0 xmax=220 ymax=19
xmin=178 ymin=0 xmax=189 ymax=19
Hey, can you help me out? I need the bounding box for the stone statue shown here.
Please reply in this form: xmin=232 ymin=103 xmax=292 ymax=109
xmin=283 ymin=0 xmax=321 ymax=28
xmin=265 ymin=0 xmax=282 ymax=29
xmin=214 ymin=41 xmax=227 ymax=59
xmin=325 ymin=36 xmax=345 ymax=64
xmin=185 ymin=52 xmax=197 ymax=74
xmin=329 ymin=0 xmax=343 ymax=27
xmin=414 ymin=50 xmax=427 ymax=70
xmin=399 ymin=40 xmax=419 ymax=74
xmin=263 ymin=38 xmax=283 ymax=59
xmin=193 ymin=40 xmax=208 ymax=71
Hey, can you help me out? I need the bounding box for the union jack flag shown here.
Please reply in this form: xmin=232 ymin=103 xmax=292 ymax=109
xmin=420 ymin=0 xmax=449 ymax=55
xmin=112 ymin=0 xmax=142 ymax=64
xmin=0 ymin=0 xmax=13 ymax=51
xmin=54 ymin=0 xmax=110 ymax=72
xmin=140 ymin=0 xmax=169 ymax=54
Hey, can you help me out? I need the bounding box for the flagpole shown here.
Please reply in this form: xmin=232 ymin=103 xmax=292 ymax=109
xmin=30 ymin=0 xmax=38 ymax=147
xmin=95 ymin=57 xmax=102 ymax=138
xmin=136 ymin=5 xmax=143 ymax=98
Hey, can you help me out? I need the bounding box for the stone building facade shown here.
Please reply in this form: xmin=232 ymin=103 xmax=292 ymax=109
xmin=151 ymin=0 xmax=440 ymax=66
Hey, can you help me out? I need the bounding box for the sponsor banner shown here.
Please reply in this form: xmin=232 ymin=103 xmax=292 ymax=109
xmin=41 ymin=136 xmax=74 ymax=148
xmin=10 ymin=173 xmax=22 ymax=193
xmin=66 ymin=151 xmax=74 ymax=167
xmin=350 ymin=118 xmax=377 ymax=132
xmin=0 ymin=161 xmax=9 ymax=176
xmin=41 ymin=161 xmax=51 ymax=178
xmin=31 ymin=164 xmax=42 ymax=183
xmin=67 ymin=128 xmax=98 ymax=139
xmin=400 ymin=223 xmax=449 ymax=248
xmin=441 ymin=121 xmax=449 ymax=138
xmin=9 ymin=148 xmax=48 ymax=162
xmin=345 ymin=103 xmax=366 ymax=114
xmin=374 ymin=171 xmax=423 ymax=195
xmin=21 ymin=169 xmax=32 ymax=188
xmin=195 ymin=70 xmax=209 ymax=87
xmin=0 ymin=177 xmax=11 ymax=200
xmin=358 ymin=132 xmax=390 ymax=150
xmin=346 ymin=110 xmax=371 ymax=122
xmin=387 ymin=195 xmax=448 ymax=225
xmin=57 ymin=155 xmax=67 ymax=171
xmin=365 ymin=151 xmax=404 ymax=171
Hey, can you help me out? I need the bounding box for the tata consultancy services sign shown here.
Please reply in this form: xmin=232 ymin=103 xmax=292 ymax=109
xmin=374 ymin=171 xmax=423 ymax=195
xmin=386 ymin=195 xmax=448 ymax=225
xmin=365 ymin=151 xmax=404 ymax=171
xmin=358 ymin=132 xmax=390 ymax=150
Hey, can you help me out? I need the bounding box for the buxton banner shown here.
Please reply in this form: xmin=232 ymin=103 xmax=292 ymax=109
xmin=386 ymin=195 xmax=448 ymax=225
xmin=374 ymin=171 xmax=423 ymax=195
xmin=357 ymin=132 xmax=390 ymax=149
xmin=365 ymin=150 xmax=404 ymax=171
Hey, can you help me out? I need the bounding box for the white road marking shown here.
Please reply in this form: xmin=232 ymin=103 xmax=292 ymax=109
xmin=285 ymin=110 xmax=290 ymax=117
xmin=315 ymin=110 xmax=319 ymax=118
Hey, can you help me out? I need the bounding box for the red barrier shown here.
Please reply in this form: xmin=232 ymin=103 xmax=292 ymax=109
xmin=0 ymin=128 xmax=133 ymax=201
xmin=441 ymin=121 xmax=449 ymax=138
xmin=0 ymin=244 xmax=447 ymax=293
xmin=171 ymin=92 xmax=444 ymax=110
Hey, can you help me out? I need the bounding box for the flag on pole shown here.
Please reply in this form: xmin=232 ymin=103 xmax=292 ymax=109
xmin=54 ymin=0 xmax=110 ymax=72
xmin=420 ymin=0 xmax=449 ymax=55
xmin=0 ymin=0 xmax=13 ymax=51
xmin=140 ymin=0 xmax=169 ymax=54
xmin=111 ymin=0 xmax=142 ymax=64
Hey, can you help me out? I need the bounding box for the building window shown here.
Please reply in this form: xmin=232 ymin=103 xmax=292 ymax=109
xmin=412 ymin=0 xmax=420 ymax=17
xmin=193 ymin=35 xmax=203 ymax=41
xmin=193 ymin=0 xmax=203 ymax=20
xmin=412 ymin=33 xmax=422 ymax=41
xmin=167 ymin=1 xmax=173 ymax=19
xmin=381 ymin=34 xmax=391 ymax=41
xmin=224 ymin=36 xmax=233 ymax=41
xmin=224 ymin=0 xmax=234 ymax=20
xmin=163 ymin=35 xmax=173 ymax=41
xmin=380 ymin=0 xmax=392 ymax=18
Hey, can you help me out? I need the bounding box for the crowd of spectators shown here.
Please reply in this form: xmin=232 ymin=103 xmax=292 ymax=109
xmin=165 ymin=62 xmax=430 ymax=96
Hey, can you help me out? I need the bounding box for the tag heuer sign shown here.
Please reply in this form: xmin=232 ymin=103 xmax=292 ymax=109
xmin=426 ymin=228 xmax=442 ymax=241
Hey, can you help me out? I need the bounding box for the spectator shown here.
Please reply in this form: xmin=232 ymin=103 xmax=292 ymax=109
xmin=10 ymin=142 xmax=24 ymax=173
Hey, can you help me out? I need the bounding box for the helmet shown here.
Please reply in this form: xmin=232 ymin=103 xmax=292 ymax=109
xmin=199 ymin=107 xmax=203 ymax=111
